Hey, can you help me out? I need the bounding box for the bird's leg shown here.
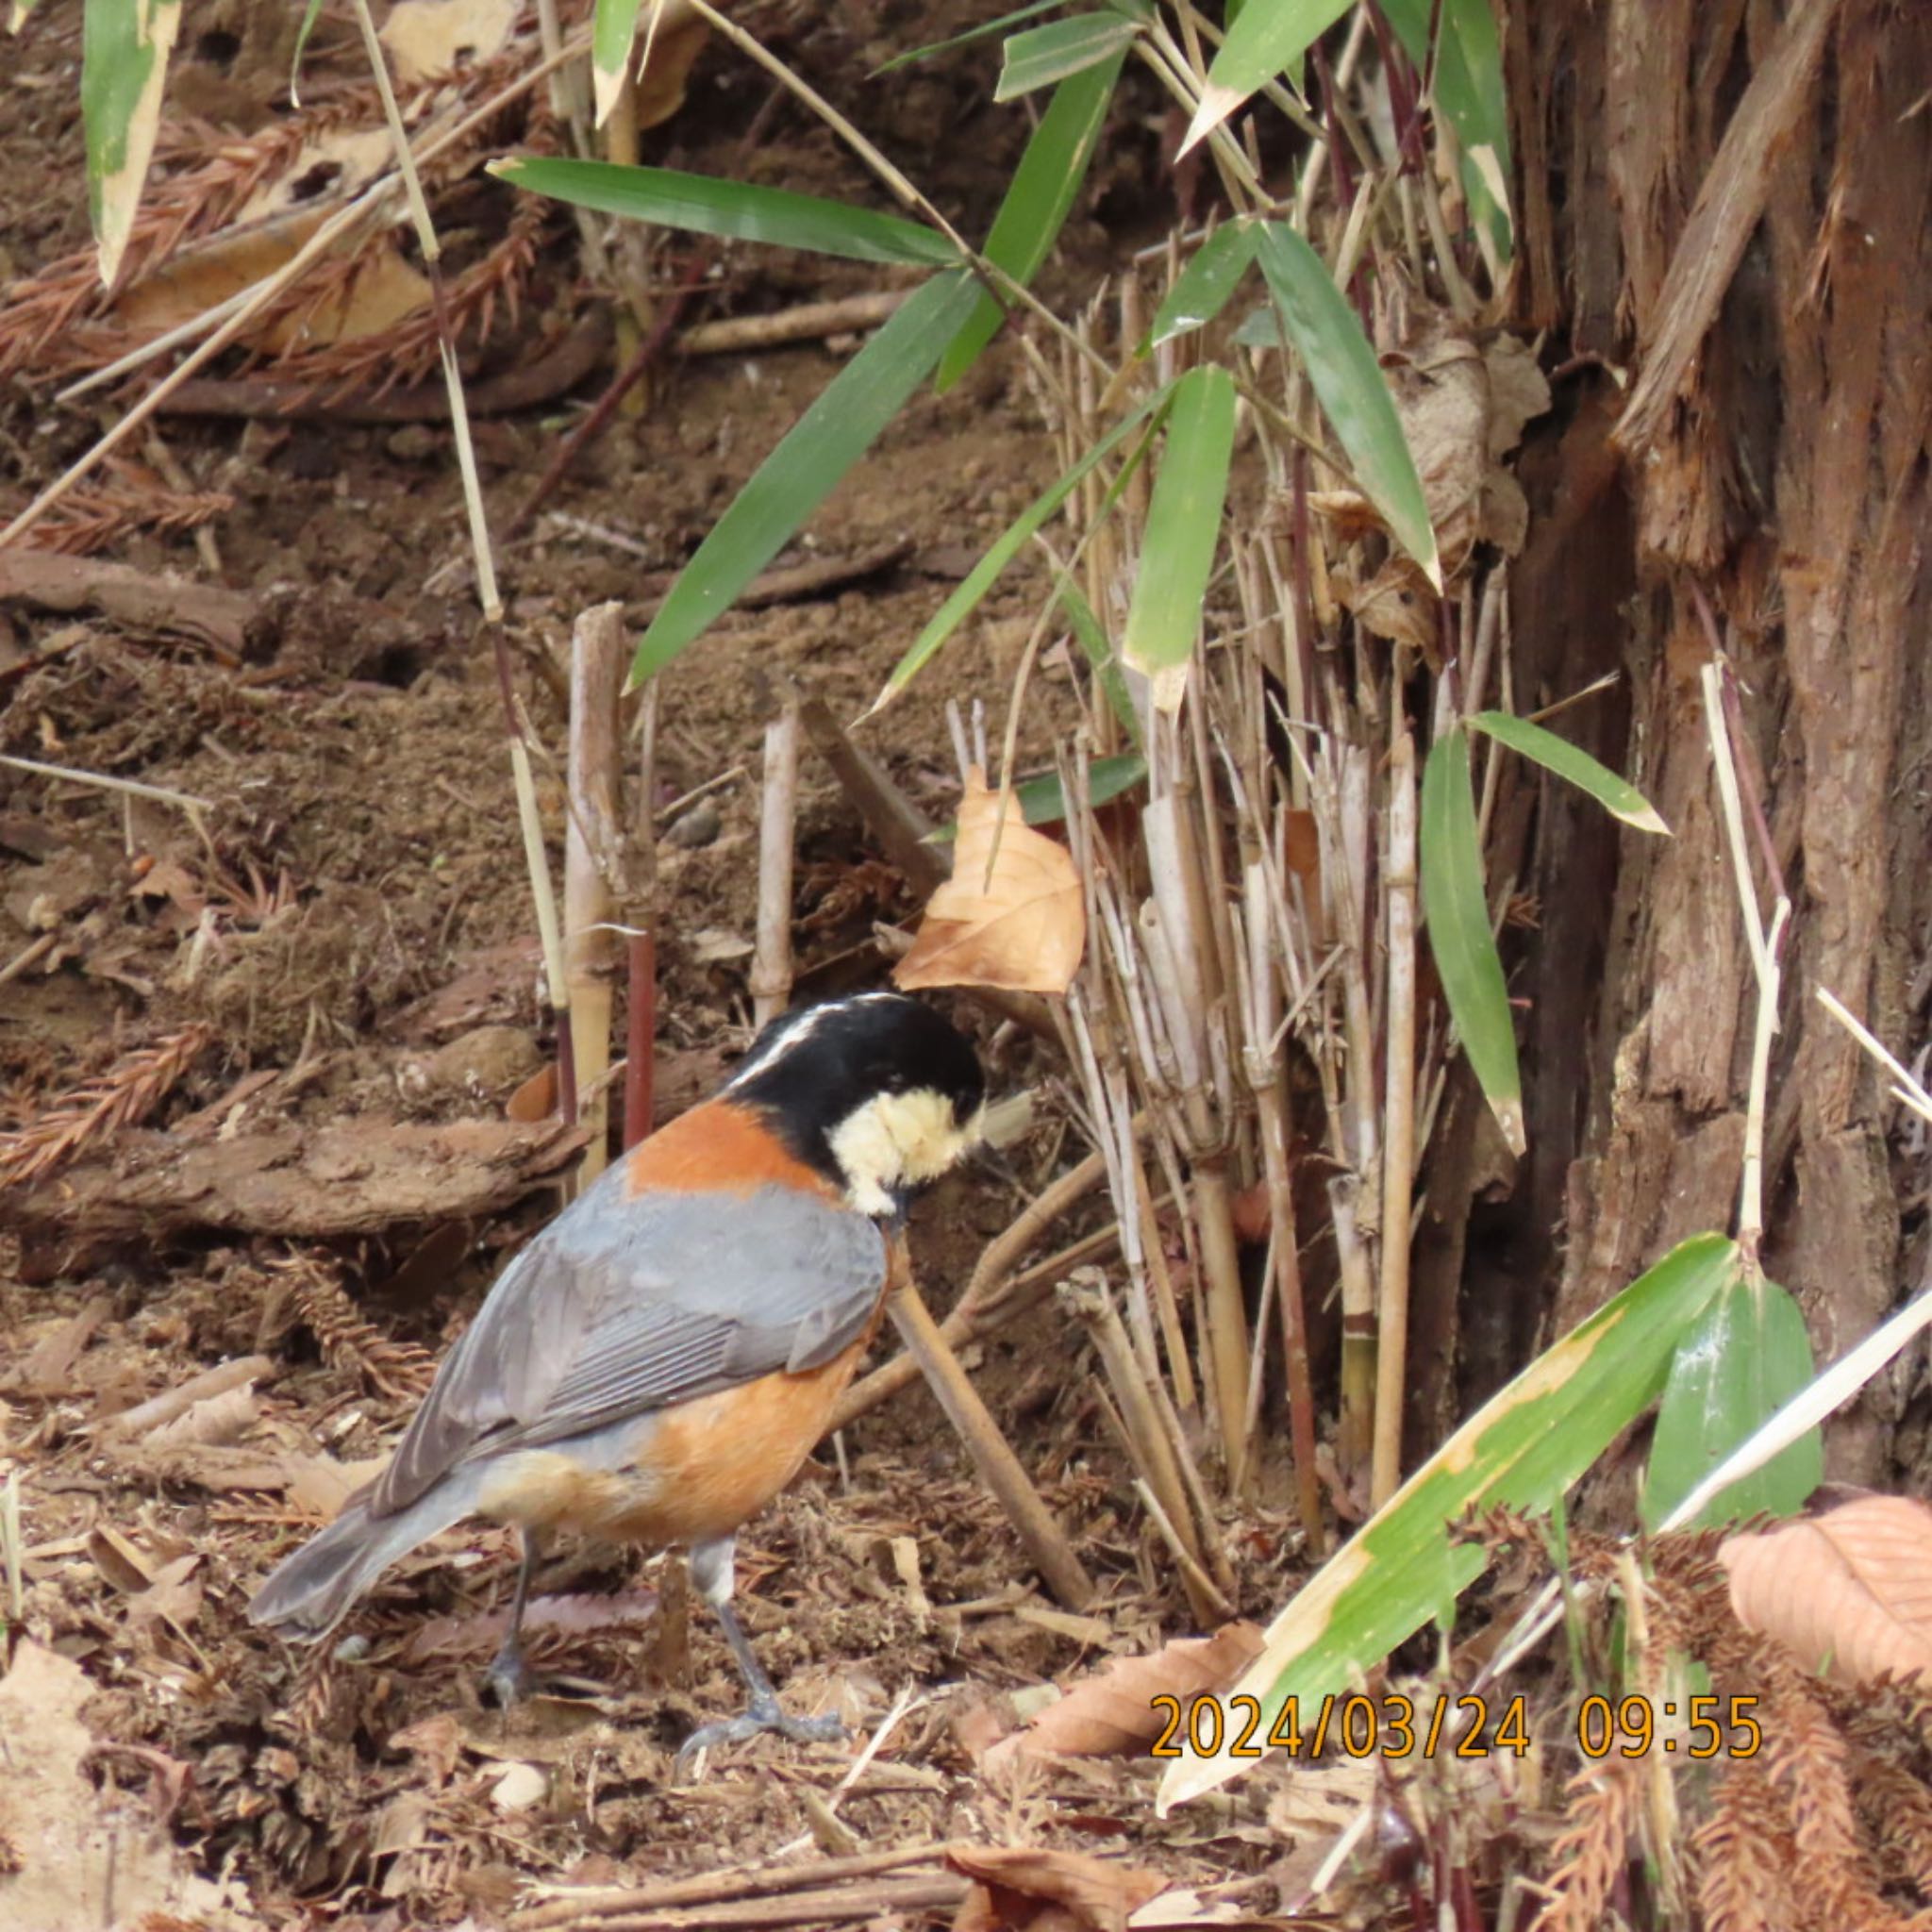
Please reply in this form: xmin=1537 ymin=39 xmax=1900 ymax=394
xmin=481 ymin=1527 xmax=545 ymax=1706
xmin=674 ymin=1535 xmax=846 ymax=1773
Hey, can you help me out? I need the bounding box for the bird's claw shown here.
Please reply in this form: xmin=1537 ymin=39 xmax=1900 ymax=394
xmin=481 ymin=1641 xmax=540 ymax=1707
xmin=674 ymin=1695 xmax=846 ymax=1776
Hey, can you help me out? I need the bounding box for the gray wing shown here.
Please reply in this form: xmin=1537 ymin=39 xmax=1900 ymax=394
xmin=369 ymin=1167 xmax=885 ymax=1517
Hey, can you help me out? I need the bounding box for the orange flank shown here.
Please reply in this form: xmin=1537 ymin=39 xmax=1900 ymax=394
xmin=622 ymin=1098 xmax=838 ymax=1201
xmin=475 ymin=1337 xmax=881 ymax=1549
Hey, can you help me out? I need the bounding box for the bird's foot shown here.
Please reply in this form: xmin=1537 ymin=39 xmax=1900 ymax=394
xmin=674 ymin=1694 xmax=846 ymax=1776
xmin=480 ymin=1639 xmax=541 ymax=1707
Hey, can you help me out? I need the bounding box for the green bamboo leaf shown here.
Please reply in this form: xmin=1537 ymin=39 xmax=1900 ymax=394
xmin=1147 ymin=221 xmax=1259 ymax=349
xmin=82 ymin=0 xmax=183 ymax=287
xmin=932 ymin=753 xmax=1147 ymax=841
xmin=936 ymin=51 xmax=1124 ymax=391
xmin=1642 ymin=1276 xmax=1821 ymax=1532
xmin=1378 ymin=0 xmax=1512 ymax=259
xmin=994 ymin=12 xmax=1140 ymax=99
xmin=491 ymin=157 xmax=958 ymax=268
xmin=1180 ymin=0 xmax=1348 ymax=153
xmin=591 ymin=0 xmax=641 ymax=125
xmin=873 ymin=383 xmax=1174 ymax=709
xmin=1158 ymin=1232 xmax=1741 ymax=1809
xmin=874 ymin=0 xmax=1065 ymax=75
xmin=1420 ymin=725 xmax=1522 ymax=1155
xmin=629 ymin=271 xmax=980 ymax=687
xmin=1255 ymin=223 xmax=1441 ymax=587
xmin=1123 ymin=365 xmax=1236 ymax=711
xmin=1469 ymin=712 xmax=1670 ymax=834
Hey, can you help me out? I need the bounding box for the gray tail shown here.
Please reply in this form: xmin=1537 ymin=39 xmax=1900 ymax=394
xmin=247 ymin=1476 xmax=478 ymax=1641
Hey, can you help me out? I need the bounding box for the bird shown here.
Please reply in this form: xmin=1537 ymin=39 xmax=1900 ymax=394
xmin=248 ymin=991 xmax=985 ymax=1762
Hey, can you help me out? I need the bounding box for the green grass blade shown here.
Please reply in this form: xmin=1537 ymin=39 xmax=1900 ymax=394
xmin=1420 ymin=724 xmax=1522 ymax=1154
xmin=1642 ymin=1275 xmax=1821 ymax=1532
xmin=874 ymin=0 xmax=1065 ymax=75
xmin=933 ymin=753 xmax=1147 ymax=841
xmin=873 ymin=383 xmax=1174 ymax=709
xmin=491 ymin=157 xmax=959 ymax=268
xmin=994 ymin=12 xmax=1140 ymax=100
xmin=1158 ymin=1232 xmax=1740 ymax=1809
xmin=1148 ymin=221 xmax=1259 ymax=349
xmin=82 ymin=0 xmax=182 ymax=287
xmin=630 ymin=270 xmax=981 ymax=686
xmin=936 ymin=51 xmax=1124 ymax=391
xmin=591 ymin=0 xmax=642 ymax=125
xmin=1255 ymin=223 xmax=1440 ymax=587
xmin=1181 ymin=0 xmax=1349 ymax=152
xmin=1056 ymin=576 xmax=1141 ymax=747
xmin=289 ymin=0 xmax=326 ymax=101
xmin=1122 ymin=365 xmax=1236 ymax=710
xmin=1469 ymin=712 xmax=1670 ymax=834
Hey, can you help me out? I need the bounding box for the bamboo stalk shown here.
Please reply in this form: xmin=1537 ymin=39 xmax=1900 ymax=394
xmin=882 ymin=1236 xmax=1094 ymax=1611
xmin=565 ymin=605 xmax=628 ymax=1186
xmin=750 ymin=699 xmax=801 ymax=1031
xmin=1370 ymin=727 xmax=1417 ymax=1508
xmin=1331 ymin=1171 xmax=1375 ymax=1479
xmin=625 ymin=679 xmax=660 ymax=1151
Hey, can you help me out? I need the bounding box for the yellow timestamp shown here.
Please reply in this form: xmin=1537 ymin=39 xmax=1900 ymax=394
xmin=1149 ymin=1692 xmax=1533 ymax=1760
xmin=1147 ymin=1691 xmax=1766 ymax=1760
xmin=1576 ymin=1694 xmax=1761 ymax=1759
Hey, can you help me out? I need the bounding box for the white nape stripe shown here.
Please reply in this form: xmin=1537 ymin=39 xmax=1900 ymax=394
xmin=724 ymin=991 xmax=908 ymax=1090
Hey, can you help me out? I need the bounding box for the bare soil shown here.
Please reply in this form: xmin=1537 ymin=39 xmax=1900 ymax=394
xmin=0 ymin=7 xmax=1315 ymax=1926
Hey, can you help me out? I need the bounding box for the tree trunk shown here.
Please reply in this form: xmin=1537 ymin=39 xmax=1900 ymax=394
xmin=1491 ymin=0 xmax=1932 ymax=1482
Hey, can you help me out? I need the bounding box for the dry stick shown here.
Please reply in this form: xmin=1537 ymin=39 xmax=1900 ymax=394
xmin=1700 ymin=660 xmax=1787 ymax=1257
xmin=1370 ymin=727 xmax=1418 ymax=1509
xmin=503 ymin=250 xmax=713 ymax=546
xmin=882 ymin=1235 xmax=1094 ymax=1611
xmin=582 ymin=1882 xmax=971 ymax=1932
xmin=565 ymin=605 xmax=629 ymax=1186
xmin=682 ymin=291 xmax=908 ymax=355
xmin=750 ymin=699 xmax=802 ymax=1030
xmin=1239 ymin=859 xmax=1324 ymax=1554
xmin=830 ymin=1145 xmax=1112 ymax=1428
xmin=1059 ymin=1269 xmax=1217 ymax=1623
xmin=515 ymin=1846 xmax=958 ymax=1929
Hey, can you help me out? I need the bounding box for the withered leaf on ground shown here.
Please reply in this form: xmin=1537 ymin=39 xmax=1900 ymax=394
xmin=895 ymin=766 xmax=1085 ymax=994
xmin=1724 ymin=1492 xmax=1932 ymax=1686
xmin=0 ymin=1641 xmax=258 ymax=1930
xmin=948 ymin=1846 xmax=1169 ymax=1932
xmin=986 ymin=1621 xmax=1265 ymax=1768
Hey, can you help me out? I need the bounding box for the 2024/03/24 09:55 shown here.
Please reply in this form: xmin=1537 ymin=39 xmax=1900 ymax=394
xmin=1148 ymin=1691 xmax=1764 ymax=1760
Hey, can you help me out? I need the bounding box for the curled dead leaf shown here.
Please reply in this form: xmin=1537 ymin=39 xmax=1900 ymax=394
xmin=986 ymin=1622 xmax=1265 ymax=1770
xmin=1723 ymin=1493 xmax=1932 ymax=1687
xmin=380 ymin=0 xmax=522 ymax=84
xmin=894 ymin=766 xmax=1085 ymax=994
xmin=948 ymin=1846 xmax=1168 ymax=1932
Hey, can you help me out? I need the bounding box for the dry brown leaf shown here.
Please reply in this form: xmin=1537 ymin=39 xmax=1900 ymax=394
xmin=1724 ymin=1494 xmax=1932 ymax=1686
xmin=400 ymin=1589 xmax=661 ymax=1664
xmin=986 ymin=1621 xmax=1265 ymax=1769
xmin=894 ymin=766 xmax=1085 ymax=993
xmin=0 ymin=1641 xmax=257 ymax=1929
xmin=634 ymin=0 xmax=711 ymax=130
xmin=287 ymin=1452 xmax=388 ymax=1519
xmin=114 ymin=201 xmax=431 ymax=354
xmin=1315 ymin=322 xmax=1549 ymax=648
xmin=380 ymin=0 xmax=521 ymax=83
xmin=507 ymin=1063 xmax=558 ymax=1123
xmin=948 ymin=1847 xmax=1168 ymax=1932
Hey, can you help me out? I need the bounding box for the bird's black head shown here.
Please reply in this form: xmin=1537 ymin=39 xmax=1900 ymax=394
xmin=726 ymin=991 xmax=985 ymax=1219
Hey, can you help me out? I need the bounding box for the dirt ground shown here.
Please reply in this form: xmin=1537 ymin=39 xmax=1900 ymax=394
xmin=0 ymin=6 xmax=1334 ymax=1928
